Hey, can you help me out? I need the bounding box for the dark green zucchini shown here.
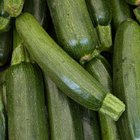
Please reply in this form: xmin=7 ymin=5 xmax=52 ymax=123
xmin=85 ymin=55 xmax=119 ymax=140
xmin=5 ymin=30 xmax=49 ymax=140
xmin=0 ymin=29 xmax=13 ymax=66
xmin=23 ymin=0 xmax=48 ymax=28
xmin=125 ymin=0 xmax=140 ymax=5
xmin=113 ymin=19 xmax=140 ymax=140
xmin=45 ymin=76 xmax=84 ymax=140
xmin=47 ymin=0 xmax=99 ymax=62
xmin=16 ymin=13 xmax=125 ymax=121
xmin=4 ymin=0 xmax=24 ymax=17
xmin=111 ymin=0 xmax=132 ymax=31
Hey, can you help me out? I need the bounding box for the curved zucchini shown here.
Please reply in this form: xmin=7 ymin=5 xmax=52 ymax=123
xmin=45 ymin=76 xmax=84 ymax=140
xmin=4 ymin=0 xmax=24 ymax=17
xmin=113 ymin=19 xmax=140 ymax=140
xmin=0 ymin=29 xmax=13 ymax=66
xmin=16 ymin=13 xmax=125 ymax=121
xmin=85 ymin=55 xmax=119 ymax=140
xmin=125 ymin=0 xmax=140 ymax=5
xmin=47 ymin=0 xmax=98 ymax=62
xmin=111 ymin=0 xmax=132 ymax=31
xmin=5 ymin=30 xmax=49 ymax=140
xmin=23 ymin=0 xmax=48 ymax=28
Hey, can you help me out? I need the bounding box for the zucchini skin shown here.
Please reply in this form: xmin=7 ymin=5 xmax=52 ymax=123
xmin=47 ymin=0 xmax=98 ymax=61
xmin=45 ymin=76 xmax=84 ymax=140
xmin=134 ymin=6 xmax=140 ymax=23
xmin=85 ymin=0 xmax=111 ymax=26
xmin=23 ymin=0 xmax=48 ymax=28
xmin=6 ymin=63 xmax=49 ymax=140
xmin=16 ymin=13 xmax=125 ymax=120
xmin=125 ymin=0 xmax=140 ymax=5
xmin=85 ymin=55 xmax=119 ymax=140
xmin=0 ymin=30 xmax=12 ymax=66
xmin=111 ymin=0 xmax=132 ymax=31
xmin=113 ymin=19 xmax=140 ymax=140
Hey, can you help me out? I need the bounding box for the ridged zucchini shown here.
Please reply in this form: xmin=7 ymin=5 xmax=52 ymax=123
xmin=23 ymin=0 xmax=48 ymax=28
xmin=113 ymin=19 xmax=140 ymax=140
xmin=85 ymin=55 xmax=119 ymax=140
xmin=125 ymin=0 xmax=140 ymax=5
xmin=47 ymin=0 xmax=98 ymax=62
xmin=111 ymin=0 xmax=132 ymax=31
xmin=4 ymin=0 xmax=24 ymax=17
xmin=16 ymin=13 xmax=125 ymax=121
xmin=45 ymin=76 xmax=84 ymax=140
xmin=0 ymin=29 xmax=13 ymax=66
xmin=5 ymin=30 xmax=49 ymax=140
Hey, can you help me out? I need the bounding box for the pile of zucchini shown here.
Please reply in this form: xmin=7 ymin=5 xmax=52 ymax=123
xmin=0 ymin=0 xmax=140 ymax=139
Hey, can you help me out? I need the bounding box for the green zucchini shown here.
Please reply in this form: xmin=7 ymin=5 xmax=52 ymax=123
xmin=82 ymin=108 xmax=101 ymax=140
xmin=23 ymin=0 xmax=48 ymax=28
xmin=113 ymin=19 xmax=140 ymax=140
xmin=4 ymin=0 xmax=24 ymax=17
xmin=0 ymin=29 xmax=13 ymax=66
xmin=125 ymin=0 xmax=140 ymax=5
xmin=85 ymin=55 xmax=119 ymax=140
xmin=5 ymin=30 xmax=49 ymax=140
xmin=0 ymin=77 xmax=6 ymax=140
xmin=85 ymin=0 xmax=112 ymax=51
xmin=111 ymin=0 xmax=132 ymax=31
xmin=133 ymin=6 xmax=140 ymax=23
xmin=45 ymin=76 xmax=84 ymax=140
xmin=47 ymin=0 xmax=99 ymax=62
xmin=16 ymin=13 xmax=125 ymax=121
xmin=0 ymin=0 xmax=10 ymax=32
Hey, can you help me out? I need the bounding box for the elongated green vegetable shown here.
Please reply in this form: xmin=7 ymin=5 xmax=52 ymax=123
xmin=23 ymin=0 xmax=48 ymax=28
xmin=16 ymin=13 xmax=125 ymax=121
xmin=111 ymin=0 xmax=132 ymax=31
xmin=85 ymin=55 xmax=119 ymax=140
xmin=0 ymin=77 xmax=6 ymax=140
xmin=4 ymin=0 xmax=24 ymax=17
xmin=125 ymin=0 xmax=140 ymax=5
xmin=113 ymin=19 xmax=140 ymax=140
xmin=133 ymin=6 xmax=140 ymax=23
xmin=0 ymin=29 xmax=13 ymax=66
xmin=47 ymin=0 xmax=99 ymax=62
xmin=82 ymin=108 xmax=101 ymax=140
xmin=5 ymin=30 xmax=49 ymax=140
xmin=85 ymin=0 xmax=112 ymax=51
xmin=45 ymin=76 xmax=84 ymax=140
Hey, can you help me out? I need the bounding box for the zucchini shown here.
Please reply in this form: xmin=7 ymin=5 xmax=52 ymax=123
xmin=16 ymin=13 xmax=125 ymax=121
xmin=4 ymin=0 xmax=24 ymax=17
xmin=125 ymin=0 xmax=140 ymax=5
xmin=5 ymin=30 xmax=49 ymax=140
xmin=0 ymin=0 xmax=10 ymax=32
xmin=133 ymin=6 xmax=140 ymax=23
xmin=111 ymin=0 xmax=132 ymax=31
xmin=85 ymin=55 xmax=119 ymax=140
xmin=45 ymin=76 xmax=84 ymax=140
xmin=0 ymin=77 xmax=6 ymax=140
xmin=113 ymin=19 xmax=140 ymax=140
xmin=23 ymin=0 xmax=48 ymax=28
xmin=47 ymin=0 xmax=98 ymax=62
xmin=82 ymin=108 xmax=101 ymax=140
xmin=0 ymin=29 xmax=13 ymax=66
